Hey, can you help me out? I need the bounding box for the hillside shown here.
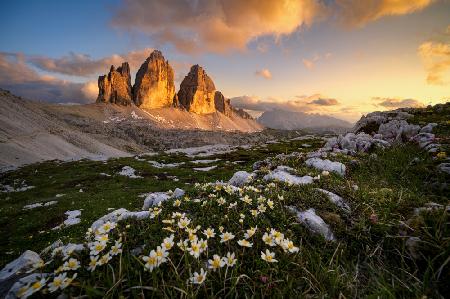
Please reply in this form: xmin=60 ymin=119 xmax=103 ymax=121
xmin=0 ymin=89 xmax=263 ymax=171
xmin=0 ymin=102 xmax=448 ymax=298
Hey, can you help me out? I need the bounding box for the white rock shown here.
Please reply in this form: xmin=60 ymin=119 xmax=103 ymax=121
xmin=228 ymin=171 xmax=255 ymax=187
xmin=437 ymin=163 xmax=450 ymax=174
xmin=288 ymin=207 xmax=335 ymax=241
xmin=305 ymin=158 xmax=346 ymax=176
xmin=420 ymin=123 xmax=437 ymax=133
xmin=0 ymin=250 xmax=42 ymax=282
xmin=190 ymin=159 xmax=221 ymax=164
xmin=142 ymin=192 xmax=170 ymax=210
xmin=264 ymin=170 xmax=313 ymax=185
xmin=90 ymin=208 xmax=129 ymax=232
xmin=118 ymin=166 xmax=142 ymax=178
xmin=193 ymin=166 xmax=217 ymax=171
xmin=148 ymin=161 xmax=185 ymax=168
xmin=172 ymin=188 xmax=185 ymax=199
xmin=315 ymin=189 xmax=350 ymax=212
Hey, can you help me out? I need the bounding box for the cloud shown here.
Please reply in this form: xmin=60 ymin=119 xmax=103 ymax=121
xmin=309 ymin=98 xmax=339 ymax=106
xmin=255 ymin=69 xmax=272 ymax=79
xmin=28 ymin=48 xmax=154 ymax=77
xmin=0 ymin=52 xmax=95 ymax=103
xmin=112 ymin=0 xmax=323 ymax=54
xmin=418 ymin=41 xmax=450 ymax=85
xmin=335 ymin=0 xmax=434 ymax=27
xmin=302 ymin=58 xmax=315 ymax=69
xmin=372 ymin=97 xmax=425 ymax=108
xmin=231 ymin=94 xmax=339 ymax=112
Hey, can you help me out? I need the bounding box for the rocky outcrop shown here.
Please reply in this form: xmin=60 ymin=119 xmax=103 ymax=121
xmin=133 ymin=50 xmax=176 ymax=109
xmin=214 ymin=91 xmax=232 ymax=117
xmin=97 ymin=63 xmax=132 ymax=106
xmin=177 ymin=65 xmax=216 ymax=114
xmin=233 ymin=108 xmax=252 ymax=119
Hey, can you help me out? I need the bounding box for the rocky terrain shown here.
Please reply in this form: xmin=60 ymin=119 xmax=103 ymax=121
xmin=0 ymin=102 xmax=448 ymax=298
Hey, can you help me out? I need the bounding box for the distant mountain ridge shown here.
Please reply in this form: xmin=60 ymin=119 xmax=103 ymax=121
xmin=257 ymin=109 xmax=352 ymax=130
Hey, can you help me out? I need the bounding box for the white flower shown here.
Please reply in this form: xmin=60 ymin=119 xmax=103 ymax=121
xmin=99 ymin=253 xmax=111 ymax=265
xmin=321 ymin=170 xmax=330 ymax=176
xmin=48 ymin=272 xmax=67 ymax=292
xmin=244 ymin=226 xmax=257 ymax=239
xmin=257 ymin=204 xmax=267 ymax=213
xmin=110 ymin=241 xmax=123 ymax=256
xmin=267 ymin=200 xmax=274 ymax=209
xmin=220 ymin=232 xmax=235 ymax=243
xmin=188 ymin=241 xmax=202 ymax=258
xmin=155 ymin=246 xmax=169 ymax=264
xmin=98 ymin=221 xmax=116 ymax=234
xmin=189 ymin=268 xmax=207 ymax=284
xmin=223 ymin=252 xmax=237 ymax=267
xmin=87 ymin=256 xmax=99 ymax=272
xmin=250 ymin=209 xmax=259 ymax=217
xmin=208 ymin=254 xmax=225 ymax=271
xmin=162 ymin=234 xmax=175 ymax=251
xmin=60 ymin=273 xmax=77 ymax=289
xmin=177 ymin=239 xmax=189 ymax=251
xmin=22 ymin=277 xmax=46 ymax=297
xmin=173 ymin=199 xmax=181 ymax=207
xmin=95 ymin=234 xmax=109 ymax=243
xmin=270 ymin=229 xmax=284 ymax=244
xmin=237 ymin=239 xmax=253 ymax=248
xmin=281 ymin=239 xmax=300 ymax=253
xmin=240 ymin=195 xmax=252 ymax=204
xmin=203 ymin=227 xmax=215 ymax=239
xmin=178 ymin=217 xmax=191 ymax=229
xmin=89 ymin=241 xmax=106 ymax=256
xmin=277 ymin=195 xmax=284 ymax=201
xmin=63 ymin=258 xmax=80 ymax=271
xmin=262 ymin=233 xmax=276 ymax=247
xmin=198 ymin=238 xmax=208 ymax=251
xmin=257 ymin=196 xmax=266 ymax=204
xmin=217 ymin=197 xmax=226 ymax=206
xmin=143 ymin=250 xmax=158 ymax=272
xmin=261 ymin=249 xmax=278 ymax=263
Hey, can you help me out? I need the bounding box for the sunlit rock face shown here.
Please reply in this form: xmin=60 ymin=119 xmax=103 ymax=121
xmin=214 ymin=91 xmax=232 ymax=117
xmin=178 ymin=65 xmax=216 ymax=114
xmin=133 ymin=50 xmax=176 ymax=109
xmin=97 ymin=63 xmax=132 ymax=105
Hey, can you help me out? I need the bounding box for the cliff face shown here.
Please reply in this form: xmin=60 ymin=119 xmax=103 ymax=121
xmin=214 ymin=91 xmax=232 ymax=117
xmin=97 ymin=63 xmax=132 ymax=106
xmin=177 ymin=65 xmax=216 ymax=114
xmin=133 ymin=50 xmax=176 ymax=109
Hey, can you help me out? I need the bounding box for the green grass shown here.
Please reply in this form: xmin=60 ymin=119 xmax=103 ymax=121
xmin=0 ymin=126 xmax=448 ymax=297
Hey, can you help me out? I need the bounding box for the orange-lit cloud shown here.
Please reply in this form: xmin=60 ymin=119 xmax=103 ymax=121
xmin=372 ymin=97 xmax=425 ymax=108
xmin=29 ymin=48 xmax=154 ymax=77
xmin=112 ymin=0 xmax=324 ymax=54
xmin=0 ymin=52 xmax=95 ymax=103
xmin=418 ymin=41 xmax=450 ymax=85
xmin=335 ymin=0 xmax=434 ymax=27
xmin=309 ymin=98 xmax=339 ymax=106
xmin=255 ymin=69 xmax=272 ymax=79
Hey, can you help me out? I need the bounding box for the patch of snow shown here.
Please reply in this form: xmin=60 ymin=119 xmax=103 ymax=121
xmin=166 ymin=144 xmax=237 ymax=157
xmin=193 ymin=166 xmax=217 ymax=171
xmin=190 ymin=158 xmax=221 ymax=164
xmin=148 ymin=161 xmax=185 ymax=168
xmin=315 ymin=189 xmax=350 ymax=212
xmin=287 ymin=207 xmax=335 ymax=241
xmin=228 ymin=171 xmax=254 ymax=187
xmin=118 ymin=166 xmax=142 ymax=178
xmin=305 ymin=158 xmax=346 ymax=176
xmin=264 ymin=170 xmax=313 ymax=185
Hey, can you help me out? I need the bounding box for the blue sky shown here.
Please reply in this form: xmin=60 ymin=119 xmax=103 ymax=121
xmin=0 ymin=0 xmax=449 ymax=121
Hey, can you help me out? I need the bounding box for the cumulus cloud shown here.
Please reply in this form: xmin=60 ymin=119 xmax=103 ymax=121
xmin=29 ymin=48 xmax=154 ymax=77
xmin=0 ymin=52 xmax=95 ymax=103
xmin=112 ymin=0 xmax=323 ymax=54
xmin=372 ymin=97 xmax=425 ymax=108
xmin=335 ymin=0 xmax=434 ymax=27
xmin=418 ymin=41 xmax=450 ymax=85
xmin=255 ymin=69 xmax=272 ymax=79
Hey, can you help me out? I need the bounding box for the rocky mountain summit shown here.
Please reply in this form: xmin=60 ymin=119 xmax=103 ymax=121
xmin=97 ymin=63 xmax=132 ymax=106
xmin=97 ymin=50 xmax=248 ymax=118
xmin=133 ymin=50 xmax=176 ymax=109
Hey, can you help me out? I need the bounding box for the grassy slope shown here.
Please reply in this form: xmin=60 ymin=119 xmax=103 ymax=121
xmin=0 ymin=105 xmax=448 ymax=298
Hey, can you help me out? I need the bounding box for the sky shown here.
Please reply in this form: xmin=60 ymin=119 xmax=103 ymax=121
xmin=0 ymin=0 xmax=449 ymax=122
